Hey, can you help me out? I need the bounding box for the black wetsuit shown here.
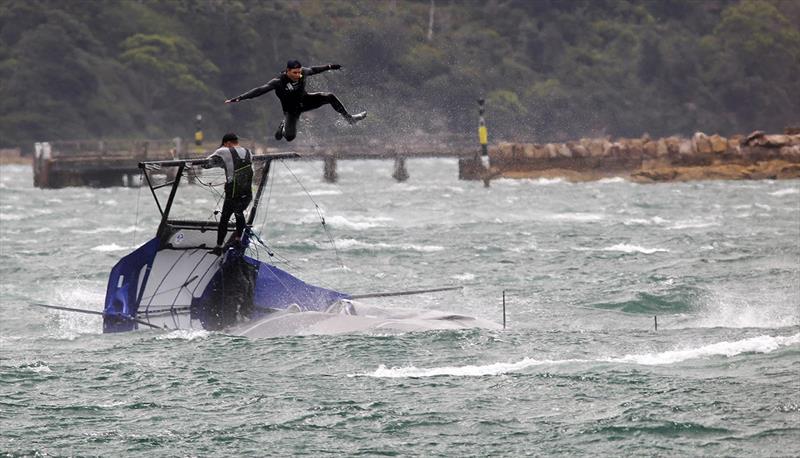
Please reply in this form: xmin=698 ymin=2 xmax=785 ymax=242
xmin=231 ymin=65 xmax=352 ymax=141
xmin=205 ymin=146 xmax=253 ymax=246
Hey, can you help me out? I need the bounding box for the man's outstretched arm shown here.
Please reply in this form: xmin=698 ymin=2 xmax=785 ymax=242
xmin=225 ymin=78 xmax=281 ymax=103
xmin=303 ymin=64 xmax=342 ymax=76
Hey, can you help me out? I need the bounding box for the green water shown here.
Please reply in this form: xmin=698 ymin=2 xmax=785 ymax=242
xmin=1 ymin=161 xmax=798 ymax=456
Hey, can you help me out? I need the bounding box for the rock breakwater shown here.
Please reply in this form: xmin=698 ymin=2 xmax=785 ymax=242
xmin=489 ymin=131 xmax=800 ymax=182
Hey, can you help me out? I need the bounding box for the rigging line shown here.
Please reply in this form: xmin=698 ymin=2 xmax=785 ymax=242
xmin=189 ymin=251 xmax=225 ymax=297
xmin=254 ymin=241 xmax=342 ymax=292
xmin=141 ymin=249 xmax=190 ymax=315
xmin=250 ymin=226 xmax=373 ymax=294
xmin=280 ymin=160 xmax=345 ymax=269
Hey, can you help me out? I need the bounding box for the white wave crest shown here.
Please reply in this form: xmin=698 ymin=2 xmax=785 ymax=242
xmin=610 ymin=333 xmax=800 ymax=365
xmin=28 ymin=364 xmax=53 ymax=373
xmin=603 ymin=243 xmax=669 ymax=254
xmin=769 ymin=188 xmax=799 ymax=196
xmin=91 ymin=243 xmax=136 ymax=252
xmin=321 ymin=215 xmax=393 ymax=230
xmin=549 ymin=213 xmax=605 ymax=222
xmin=155 ymin=329 xmax=210 ymax=340
xmin=72 ymin=226 xmax=140 ymax=234
xmin=668 ymin=221 xmax=719 ymax=230
xmin=0 ymin=213 xmax=24 ymax=221
xmin=334 ymin=238 xmax=444 ymax=252
xmin=355 ymin=333 xmax=799 ymax=378
xmin=530 ymin=177 xmax=566 ymax=185
xmin=361 ymin=358 xmax=571 ymax=378
xmin=597 ymin=177 xmax=627 ymax=184
xmin=623 ymin=216 xmax=670 ymax=226
xmin=307 ymin=189 xmax=342 ymax=196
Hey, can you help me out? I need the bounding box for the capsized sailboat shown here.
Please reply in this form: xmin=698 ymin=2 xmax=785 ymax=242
xmin=103 ymin=152 xmax=354 ymax=332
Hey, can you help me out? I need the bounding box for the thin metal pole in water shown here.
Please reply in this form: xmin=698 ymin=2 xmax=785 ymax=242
xmin=654 ymin=315 xmax=658 ymax=331
xmin=502 ymin=290 xmax=506 ymax=330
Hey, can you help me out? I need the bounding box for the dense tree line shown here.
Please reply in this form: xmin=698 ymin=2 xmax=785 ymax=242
xmin=1 ymin=0 xmax=798 ymax=149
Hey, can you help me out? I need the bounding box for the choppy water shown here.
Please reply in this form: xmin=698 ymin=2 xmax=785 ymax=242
xmin=1 ymin=161 xmax=799 ymax=456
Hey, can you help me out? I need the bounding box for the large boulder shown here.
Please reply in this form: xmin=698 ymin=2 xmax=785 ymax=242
xmin=629 ymin=139 xmax=644 ymax=158
xmin=556 ymin=143 xmax=572 ymax=158
xmin=523 ymin=143 xmax=536 ymax=158
xmin=679 ymin=139 xmax=694 ymax=156
xmin=585 ymin=139 xmax=605 ymax=157
xmin=643 ymin=140 xmax=659 ymax=158
xmin=709 ymin=134 xmax=728 ymax=153
xmin=693 ymin=132 xmax=712 ymax=154
xmin=665 ymin=137 xmax=681 ymax=155
xmin=570 ymin=143 xmax=588 ymax=158
xmin=656 ymin=139 xmax=669 ymax=157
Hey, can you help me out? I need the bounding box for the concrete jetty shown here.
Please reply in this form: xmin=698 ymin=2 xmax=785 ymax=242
xmin=30 ymin=135 xmax=479 ymax=188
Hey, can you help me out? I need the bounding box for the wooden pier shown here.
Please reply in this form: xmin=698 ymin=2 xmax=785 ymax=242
xmin=32 ymin=135 xmax=487 ymax=188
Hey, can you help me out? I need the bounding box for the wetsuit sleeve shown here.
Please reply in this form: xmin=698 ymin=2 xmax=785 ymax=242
xmin=203 ymin=151 xmax=224 ymax=169
xmin=304 ymin=65 xmax=335 ymax=76
xmin=231 ymin=78 xmax=281 ymax=102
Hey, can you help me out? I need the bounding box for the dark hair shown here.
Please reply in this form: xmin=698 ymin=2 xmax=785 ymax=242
xmin=220 ymin=132 xmax=238 ymax=146
xmin=286 ymin=59 xmax=302 ymax=69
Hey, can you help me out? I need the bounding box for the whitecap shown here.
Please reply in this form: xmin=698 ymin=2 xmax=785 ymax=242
xmin=609 ymin=333 xmax=800 ymax=365
xmin=769 ymin=188 xmax=799 ymax=196
xmin=602 ymin=243 xmax=669 ymax=254
xmin=308 ymin=189 xmax=342 ymax=196
xmin=528 ymin=177 xmax=566 ymax=185
xmin=667 ymin=221 xmax=719 ymax=230
xmin=334 ymin=238 xmax=444 ymax=252
xmin=623 ymin=216 xmax=669 ymax=226
xmin=597 ymin=177 xmax=627 ymax=184
xmin=357 ymin=358 xmax=568 ymax=378
xmin=355 ymin=333 xmax=800 ymax=377
xmin=156 ymin=329 xmax=210 ymax=340
xmin=548 ymin=213 xmax=605 ymax=222
xmin=72 ymin=226 xmax=140 ymax=234
xmin=316 ymin=215 xmax=393 ymax=230
xmin=91 ymin=243 xmax=135 ymax=252
xmin=28 ymin=364 xmax=53 ymax=373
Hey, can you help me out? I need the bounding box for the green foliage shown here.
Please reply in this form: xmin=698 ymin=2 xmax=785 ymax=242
xmin=0 ymin=0 xmax=798 ymax=148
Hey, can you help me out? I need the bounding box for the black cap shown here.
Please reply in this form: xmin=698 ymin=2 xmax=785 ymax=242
xmin=220 ymin=132 xmax=238 ymax=146
xmin=286 ymin=59 xmax=302 ymax=69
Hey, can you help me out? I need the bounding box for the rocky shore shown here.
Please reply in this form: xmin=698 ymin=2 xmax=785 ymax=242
xmin=488 ymin=131 xmax=800 ymax=182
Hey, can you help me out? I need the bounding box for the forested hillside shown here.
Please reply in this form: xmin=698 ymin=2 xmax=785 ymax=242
xmin=1 ymin=0 xmax=798 ymax=149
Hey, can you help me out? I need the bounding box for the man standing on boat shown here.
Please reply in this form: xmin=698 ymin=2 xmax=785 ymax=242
xmin=204 ymin=132 xmax=253 ymax=254
xmin=224 ymin=60 xmax=366 ymax=142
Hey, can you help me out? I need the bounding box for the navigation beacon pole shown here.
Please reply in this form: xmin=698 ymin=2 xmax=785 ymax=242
xmin=478 ymin=98 xmax=494 ymax=187
xmin=194 ymin=114 xmax=204 ymax=154
xmin=478 ymin=98 xmax=488 ymax=157
xmin=457 ymin=97 xmax=491 ymax=182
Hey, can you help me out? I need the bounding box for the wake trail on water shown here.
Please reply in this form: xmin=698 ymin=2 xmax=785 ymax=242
xmin=355 ymin=333 xmax=800 ymax=378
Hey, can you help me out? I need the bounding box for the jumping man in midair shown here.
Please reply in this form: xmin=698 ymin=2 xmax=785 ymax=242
xmin=225 ymin=60 xmax=366 ymax=142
